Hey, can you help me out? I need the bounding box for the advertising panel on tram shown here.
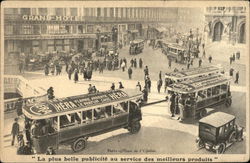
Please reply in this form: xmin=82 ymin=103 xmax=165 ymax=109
xmin=165 ymin=65 xmax=224 ymax=85
xmin=22 ymin=89 xmax=143 ymax=154
xmin=166 ymin=74 xmax=232 ymax=121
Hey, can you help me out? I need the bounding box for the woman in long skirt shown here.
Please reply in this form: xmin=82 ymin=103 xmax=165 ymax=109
xmin=74 ymin=69 xmax=79 ymax=83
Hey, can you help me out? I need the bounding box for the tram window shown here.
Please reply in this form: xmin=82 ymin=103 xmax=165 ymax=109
xmin=60 ymin=115 xmax=71 ymax=128
xmin=51 ymin=117 xmax=58 ymax=132
xmin=221 ymin=84 xmax=228 ymax=93
xmin=94 ymin=107 xmax=111 ymax=120
xmin=113 ymin=103 xmax=127 ymax=115
xmin=197 ymin=90 xmax=206 ymax=101
xmin=207 ymin=88 xmax=212 ymax=97
xmin=82 ymin=110 xmax=92 ymax=123
xmin=120 ymin=102 xmax=128 ymax=112
xmin=70 ymin=113 xmax=81 ymax=124
xmin=212 ymin=86 xmax=220 ymax=96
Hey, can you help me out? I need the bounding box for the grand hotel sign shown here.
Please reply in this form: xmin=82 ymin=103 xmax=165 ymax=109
xmin=22 ymin=15 xmax=84 ymax=21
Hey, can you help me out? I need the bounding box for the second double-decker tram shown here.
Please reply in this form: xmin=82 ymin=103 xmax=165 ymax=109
xmin=165 ymin=65 xmax=224 ymax=85
xmin=167 ymin=74 xmax=232 ymax=121
xmin=23 ymin=89 xmax=143 ymax=154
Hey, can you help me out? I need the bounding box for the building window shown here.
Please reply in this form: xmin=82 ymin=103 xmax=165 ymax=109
xmin=88 ymin=40 xmax=93 ymax=48
xmin=5 ymin=25 xmax=13 ymax=35
xmin=20 ymin=8 xmax=31 ymax=15
xmin=4 ymin=8 xmax=19 ymax=14
xmin=78 ymin=25 xmax=83 ymax=33
xmin=87 ymin=25 xmax=94 ymax=33
xmin=115 ymin=8 xmax=118 ymax=18
xmin=38 ymin=8 xmax=48 ymax=15
xmin=20 ymin=25 xmax=33 ymax=34
xmin=33 ymin=25 xmax=40 ymax=34
xmin=97 ymin=8 xmax=101 ymax=17
xmin=70 ymin=8 xmax=77 ymax=16
xmin=110 ymin=8 xmax=114 ymax=17
xmin=104 ymin=8 xmax=107 ymax=17
xmin=55 ymin=8 xmax=64 ymax=16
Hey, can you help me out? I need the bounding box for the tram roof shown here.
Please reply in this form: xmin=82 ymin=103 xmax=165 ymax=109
xmin=23 ymin=89 xmax=143 ymax=120
xmin=167 ymin=74 xmax=231 ymax=93
xmin=199 ymin=112 xmax=235 ymax=128
xmin=167 ymin=44 xmax=185 ymax=50
xmin=165 ymin=65 xmax=223 ymax=80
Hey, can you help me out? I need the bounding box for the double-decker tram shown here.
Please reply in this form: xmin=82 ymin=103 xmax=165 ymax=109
xmin=167 ymin=74 xmax=232 ymax=121
xmin=165 ymin=65 xmax=224 ymax=85
xmin=23 ymin=89 xmax=143 ymax=154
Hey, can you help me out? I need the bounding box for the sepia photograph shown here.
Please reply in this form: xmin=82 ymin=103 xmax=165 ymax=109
xmin=0 ymin=0 xmax=249 ymax=162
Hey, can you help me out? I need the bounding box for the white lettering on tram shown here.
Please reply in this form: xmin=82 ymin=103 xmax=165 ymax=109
xmin=109 ymin=91 xmax=127 ymax=100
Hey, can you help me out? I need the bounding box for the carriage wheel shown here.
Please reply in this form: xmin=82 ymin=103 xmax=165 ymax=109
xmin=71 ymin=137 xmax=86 ymax=152
xmin=129 ymin=121 xmax=141 ymax=134
xmin=225 ymin=98 xmax=232 ymax=107
xmin=228 ymin=131 xmax=236 ymax=143
xmin=216 ymin=143 xmax=226 ymax=154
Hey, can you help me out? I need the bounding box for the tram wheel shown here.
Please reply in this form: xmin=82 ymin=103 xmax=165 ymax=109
xmin=199 ymin=109 xmax=207 ymax=118
xmin=71 ymin=137 xmax=86 ymax=152
xmin=129 ymin=121 xmax=141 ymax=134
xmin=216 ymin=143 xmax=226 ymax=154
xmin=225 ymin=98 xmax=232 ymax=107
xmin=228 ymin=131 xmax=236 ymax=143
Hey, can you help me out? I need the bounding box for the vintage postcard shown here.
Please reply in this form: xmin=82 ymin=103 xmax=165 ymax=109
xmin=0 ymin=0 xmax=249 ymax=162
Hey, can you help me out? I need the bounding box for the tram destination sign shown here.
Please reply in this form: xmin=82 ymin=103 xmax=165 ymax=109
xmin=28 ymin=90 xmax=129 ymax=116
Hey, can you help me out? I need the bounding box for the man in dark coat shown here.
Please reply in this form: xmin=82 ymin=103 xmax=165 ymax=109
xmin=170 ymin=93 xmax=176 ymax=117
xmin=130 ymin=59 xmax=134 ymax=67
xmin=111 ymin=83 xmax=115 ymax=90
xmin=119 ymin=82 xmax=124 ymax=89
xmin=229 ymin=68 xmax=234 ymax=77
xmin=136 ymin=82 xmax=142 ymax=91
xmin=139 ymin=58 xmax=143 ymax=68
xmin=134 ymin=58 xmax=137 ymax=68
xmin=157 ymin=78 xmax=163 ymax=93
xmin=15 ymin=98 xmax=23 ymax=117
xmin=11 ymin=118 xmax=19 ymax=146
xmin=208 ymin=55 xmax=212 ymax=63
xmin=142 ymin=87 xmax=148 ymax=102
xmin=198 ymin=58 xmax=202 ymax=67
xmin=144 ymin=66 xmax=149 ymax=77
xmin=235 ymin=71 xmax=239 ymax=84
xmin=24 ymin=119 xmax=31 ymax=143
xmin=47 ymin=87 xmax=55 ymax=100
xmin=159 ymin=71 xmax=162 ymax=80
xmin=128 ymin=67 xmax=133 ymax=79
xmin=67 ymin=66 xmax=73 ymax=80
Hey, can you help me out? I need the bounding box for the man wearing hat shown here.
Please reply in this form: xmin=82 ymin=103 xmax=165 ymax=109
xmin=15 ymin=98 xmax=23 ymax=117
xmin=11 ymin=118 xmax=20 ymax=146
